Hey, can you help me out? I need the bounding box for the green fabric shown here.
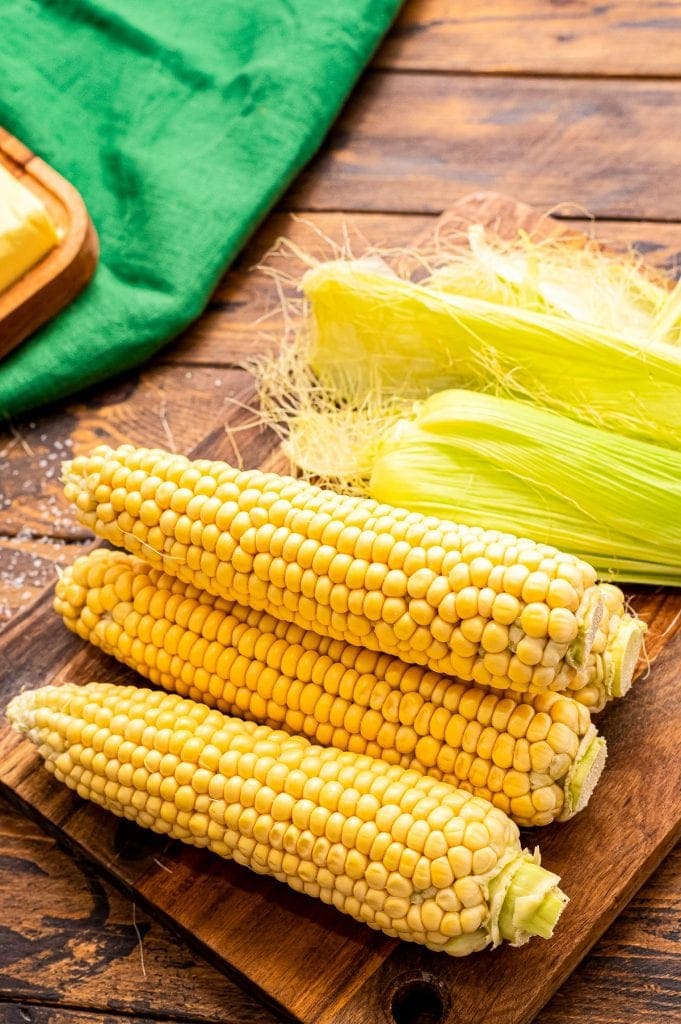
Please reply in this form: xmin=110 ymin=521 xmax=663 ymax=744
xmin=0 ymin=0 xmax=400 ymax=418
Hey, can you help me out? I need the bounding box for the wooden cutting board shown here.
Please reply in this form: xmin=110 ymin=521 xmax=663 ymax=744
xmin=0 ymin=127 xmax=98 ymax=360
xmin=1 ymin=195 xmax=680 ymax=1024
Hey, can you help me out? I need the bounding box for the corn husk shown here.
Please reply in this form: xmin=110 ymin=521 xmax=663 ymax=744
xmin=303 ymin=259 xmax=681 ymax=450
xmin=251 ymin=232 xmax=681 ymax=584
xmin=369 ymin=389 xmax=681 ymax=586
xmin=428 ymin=225 xmax=681 ymax=346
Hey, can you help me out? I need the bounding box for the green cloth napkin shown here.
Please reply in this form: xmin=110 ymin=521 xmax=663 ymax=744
xmin=0 ymin=0 xmax=400 ymax=418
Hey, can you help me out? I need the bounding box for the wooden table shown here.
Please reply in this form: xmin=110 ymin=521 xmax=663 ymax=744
xmin=1 ymin=4 xmax=679 ymax=1023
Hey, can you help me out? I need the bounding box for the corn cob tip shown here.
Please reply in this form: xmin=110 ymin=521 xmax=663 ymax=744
xmin=559 ymin=731 xmax=607 ymax=821
xmin=6 ymin=688 xmax=40 ymax=737
xmin=607 ymin=617 xmax=646 ymax=700
xmin=567 ymin=588 xmax=604 ymax=670
xmin=488 ymin=851 xmax=568 ymax=947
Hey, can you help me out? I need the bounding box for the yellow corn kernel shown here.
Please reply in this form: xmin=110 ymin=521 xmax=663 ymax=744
xmin=54 ymin=550 xmax=606 ymax=827
xmin=10 ymin=681 xmax=572 ymax=956
xmin=62 ymin=446 xmax=610 ymax=693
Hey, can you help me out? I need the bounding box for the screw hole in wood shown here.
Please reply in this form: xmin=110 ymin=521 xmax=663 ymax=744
xmin=390 ymin=976 xmax=447 ymax=1024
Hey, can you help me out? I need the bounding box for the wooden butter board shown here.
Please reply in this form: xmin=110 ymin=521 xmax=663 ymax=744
xmin=0 ymin=126 xmax=99 ymax=361
xmin=1 ymin=194 xmax=680 ymax=1024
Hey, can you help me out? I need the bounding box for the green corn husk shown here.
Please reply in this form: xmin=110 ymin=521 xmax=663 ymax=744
xmin=303 ymin=260 xmax=681 ymax=450
xmin=428 ymin=225 xmax=681 ymax=345
xmin=369 ymin=389 xmax=681 ymax=586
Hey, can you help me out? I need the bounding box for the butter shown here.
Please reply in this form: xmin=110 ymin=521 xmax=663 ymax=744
xmin=0 ymin=163 xmax=60 ymax=294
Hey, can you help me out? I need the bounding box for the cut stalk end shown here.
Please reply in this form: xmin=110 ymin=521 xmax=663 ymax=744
xmin=567 ymin=588 xmax=604 ymax=669
xmin=559 ymin=730 xmax=607 ymax=821
xmin=488 ymin=852 xmax=568 ymax=947
xmin=525 ymin=889 xmax=569 ymax=940
xmin=607 ymin=617 xmax=646 ymax=699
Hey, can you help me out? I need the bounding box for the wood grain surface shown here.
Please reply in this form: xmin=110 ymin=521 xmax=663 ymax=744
xmin=288 ymin=75 xmax=681 ymax=218
xmin=2 ymin=793 xmax=677 ymax=1024
xmin=0 ymin=128 xmax=98 ymax=361
xmin=1 ymin=4 xmax=681 ymax=1024
xmin=381 ymin=1 xmax=681 ymax=76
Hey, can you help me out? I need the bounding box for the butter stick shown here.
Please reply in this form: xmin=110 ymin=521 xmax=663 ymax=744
xmin=0 ymin=163 xmax=60 ymax=293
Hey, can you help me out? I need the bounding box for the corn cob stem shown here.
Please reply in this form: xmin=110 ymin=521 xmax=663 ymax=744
xmin=606 ymin=617 xmax=646 ymax=699
xmin=7 ymin=682 xmax=567 ymax=955
xmin=576 ymin=619 xmax=644 ymax=708
xmin=563 ymin=732 xmax=607 ymax=819
xmin=62 ymin=444 xmax=610 ymax=696
xmin=565 ymin=588 xmax=603 ymax=669
xmin=488 ymin=855 xmax=565 ymax=945
xmin=573 ymin=586 xmax=645 ymax=710
xmin=56 ymin=549 xmax=608 ymax=826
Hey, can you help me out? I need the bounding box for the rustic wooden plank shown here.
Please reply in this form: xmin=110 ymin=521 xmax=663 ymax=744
xmin=537 ymin=847 xmax=681 ymax=1024
xmin=1 ymin=818 xmax=678 ymax=1024
xmin=1 ymin=1008 xmax=144 ymax=1024
xmin=0 ymin=536 xmax=90 ymax=631
xmin=0 ymin=797 xmax=280 ymax=1024
xmin=0 ymin=1004 xmax=276 ymax=1024
xmin=0 ymin=365 xmax=253 ymax=542
xmin=0 ymin=1007 xmax=164 ymax=1024
xmin=377 ymin=1 xmax=681 ymax=77
xmin=287 ymin=74 xmax=681 ymax=219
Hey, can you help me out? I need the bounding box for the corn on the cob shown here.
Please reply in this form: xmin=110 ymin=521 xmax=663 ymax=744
xmin=56 ymin=549 xmax=607 ymax=827
xmin=62 ymin=445 xmax=612 ymax=696
xmin=7 ymin=681 xmax=568 ymax=955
